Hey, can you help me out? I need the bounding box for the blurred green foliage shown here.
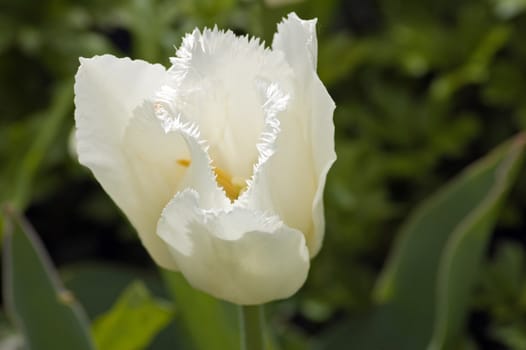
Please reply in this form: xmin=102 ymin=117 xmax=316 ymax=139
xmin=2 ymin=208 xmax=94 ymax=350
xmin=1 ymin=0 xmax=526 ymax=349
xmin=92 ymin=281 xmax=173 ymax=350
xmin=315 ymin=134 xmax=524 ymax=350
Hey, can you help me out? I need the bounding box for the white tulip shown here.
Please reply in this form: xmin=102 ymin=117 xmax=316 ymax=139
xmin=74 ymin=13 xmax=335 ymax=305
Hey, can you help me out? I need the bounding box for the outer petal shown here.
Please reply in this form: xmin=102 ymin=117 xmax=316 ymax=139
xmin=119 ymin=102 xmax=194 ymax=269
xmin=75 ymin=55 xmax=166 ymax=168
xmin=74 ymin=55 xmax=182 ymax=269
xmin=157 ymin=190 xmax=310 ymax=305
xmin=272 ymin=12 xmax=318 ymax=74
xmin=307 ymin=75 xmax=337 ymax=255
xmin=251 ymin=13 xmax=336 ymax=256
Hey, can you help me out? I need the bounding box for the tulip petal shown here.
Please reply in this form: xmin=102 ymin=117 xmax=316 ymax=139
xmin=275 ymin=12 xmax=336 ymax=256
xmin=157 ymin=190 xmax=310 ymax=305
xmin=239 ymin=66 xmax=317 ymax=254
xmin=245 ymin=13 xmax=336 ymax=256
xmin=159 ymin=27 xmax=293 ymax=180
xmin=120 ymin=99 xmax=229 ymax=270
xmin=308 ymin=76 xmax=337 ymax=255
xmin=155 ymin=102 xmax=230 ymax=210
xmin=120 ymin=102 xmax=192 ymax=269
xmin=75 ymin=55 xmax=166 ymax=170
xmin=272 ymin=12 xmax=318 ymax=74
xmin=75 ymin=55 xmax=183 ymax=269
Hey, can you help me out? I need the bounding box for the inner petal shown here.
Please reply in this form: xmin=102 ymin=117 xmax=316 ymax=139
xmin=157 ymin=27 xmax=293 ymax=183
xmin=177 ymin=159 xmax=247 ymax=201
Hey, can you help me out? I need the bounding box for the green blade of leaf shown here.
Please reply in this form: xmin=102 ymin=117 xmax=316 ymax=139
xmin=92 ymin=280 xmax=174 ymax=350
xmin=429 ymin=133 xmax=526 ymax=349
xmin=2 ymin=207 xmax=95 ymax=350
xmin=11 ymin=79 xmax=73 ymax=211
xmin=316 ymin=133 xmax=525 ymax=350
xmin=375 ymin=135 xmax=524 ymax=303
xmin=375 ymin=132 xmax=525 ymax=349
xmin=162 ymin=270 xmax=239 ymax=350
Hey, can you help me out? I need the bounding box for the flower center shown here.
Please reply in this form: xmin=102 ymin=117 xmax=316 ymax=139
xmin=177 ymin=159 xmax=247 ymax=201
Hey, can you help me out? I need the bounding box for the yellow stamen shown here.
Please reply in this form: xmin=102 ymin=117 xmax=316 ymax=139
xmin=176 ymin=158 xmax=247 ymax=201
xmin=177 ymin=159 xmax=191 ymax=167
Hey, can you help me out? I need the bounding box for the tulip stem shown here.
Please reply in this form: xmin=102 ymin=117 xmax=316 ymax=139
xmin=239 ymin=305 xmax=264 ymax=350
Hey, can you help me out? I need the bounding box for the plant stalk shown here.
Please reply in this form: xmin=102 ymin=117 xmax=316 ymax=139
xmin=239 ymin=305 xmax=264 ymax=350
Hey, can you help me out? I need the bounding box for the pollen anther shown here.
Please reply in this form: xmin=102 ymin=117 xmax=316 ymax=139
xmin=176 ymin=158 xmax=246 ymax=201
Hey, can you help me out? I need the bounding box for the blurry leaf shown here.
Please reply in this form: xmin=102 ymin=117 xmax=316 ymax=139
xmin=92 ymin=281 xmax=174 ymax=350
xmin=162 ymin=271 xmax=239 ymax=350
xmin=317 ymin=133 xmax=525 ymax=350
xmin=492 ymin=324 xmax=526 ymax=349
xmin=61 ymin=262 xmax=165 ymax=319
xmin=61 ymin=262 xmax=185 ymax=350
xmin=11 ymin=79 xmax=73 ymax=211
xmin=493 ymin=0 xmax=526 ymax=19
xmin=431 ymin=25 xmax=510 ymax=100
xmin=2 ymin=207 xmax=95 ymax=350
xmin=380 ymin=132 xmax=524 ymax=343
xmin=429 ymin=134 xmax=525 ymax=349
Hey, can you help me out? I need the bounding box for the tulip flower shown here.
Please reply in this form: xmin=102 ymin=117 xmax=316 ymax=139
xmin=74 ymin=13 xmax=335 ymax=306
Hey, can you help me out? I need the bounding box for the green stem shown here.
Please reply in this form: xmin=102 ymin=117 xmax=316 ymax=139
xmin=239 ymin=305 xmax=264 ymax=350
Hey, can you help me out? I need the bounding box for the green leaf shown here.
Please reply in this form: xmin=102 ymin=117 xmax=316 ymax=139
xmin=316 ymin=133 xmax=525 ymax=350
xmin=377 ymin=132 xmax=525 ymax=349
xmin=61 ymin=262 xmax=166 ymax=320
xmin=2 ymin=207 xmax=95 ymax=350
xmin=162 ymin=270 xmax=239 ymax=350
xmin=10 ymin=79 xmax=73 ymax=211
xmin=429 ymin=134 xmax=526 ymax=349
xmin=92 ymin=280 xmax=174 ymax=350
xmin=61 ymin=262 xmax=184 ymax=350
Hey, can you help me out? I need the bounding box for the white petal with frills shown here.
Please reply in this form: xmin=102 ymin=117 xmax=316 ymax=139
xmin=157 ymin=190 xmax=310 ymax=305
xmin=243 ymin=13 xmax=336 ymax=255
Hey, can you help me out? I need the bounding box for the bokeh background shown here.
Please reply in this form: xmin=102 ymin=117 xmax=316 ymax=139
xmin=1 ymin=0 xmax=526 ymax=349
